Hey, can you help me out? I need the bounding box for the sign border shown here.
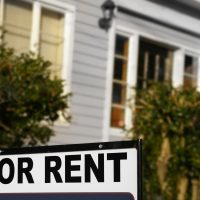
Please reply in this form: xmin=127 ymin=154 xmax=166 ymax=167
xmin=0 ymin=140 xmax=142 ymax=200
xmin=0 ymin=192 xmax=135 ymax=200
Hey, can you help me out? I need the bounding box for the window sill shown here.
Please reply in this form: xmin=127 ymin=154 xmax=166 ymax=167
xmin=54 ymin=120 xmax=70 ymax=128
xmin=109 ymin=127 xmax=125 ymax=137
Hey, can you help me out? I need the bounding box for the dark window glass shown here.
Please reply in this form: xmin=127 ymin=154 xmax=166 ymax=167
xmin=137 ymin=39 xmax=173 ymax=89
xmin=113 ymin=58 xmax=127 ymax=80
xmin=111 ymin=35 xmax=129 ymax=128
xmin=184 ymin=55 xmax=197 ymax=88
xmin=115 ymin=35 xmax=128 ymax=56
xmin=112 ymin=83 xmax=126 ymax=104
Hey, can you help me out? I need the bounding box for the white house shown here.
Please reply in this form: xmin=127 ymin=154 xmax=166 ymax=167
xmin=1 ymin=0 xmax=200 ymax=144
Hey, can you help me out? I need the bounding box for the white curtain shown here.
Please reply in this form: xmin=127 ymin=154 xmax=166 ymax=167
xmin=39 ymin=8 xmax=64 ymax=79
xmin=4 ymin=0 xmax=32 ymax=54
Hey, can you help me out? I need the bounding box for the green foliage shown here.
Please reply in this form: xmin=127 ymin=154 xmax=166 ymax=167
xmin=0 ymin=45 xmax=70 ymax=148
xmin=130 ymin=83 xmax=200 ymax=199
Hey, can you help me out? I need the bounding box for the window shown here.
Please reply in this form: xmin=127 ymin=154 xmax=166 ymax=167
xmin=137 ymin=38 xmax=173 ymax=89
xmin=3 ymin=0 xmax=32 ymax=54
xmin=183 ymin=55 xmax=198 ymax=88
xmin=0 ymin=0 xmax=74 ymax=80
xmin=110 ymin=34 xmax=174 ymax=130
xmin=110 ymin=34 xmax=129 ymax=128
xmin=40 ymin=8 xmax=64 ymax=79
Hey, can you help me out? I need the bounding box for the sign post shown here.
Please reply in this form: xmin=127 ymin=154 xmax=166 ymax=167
xmin=0 ymin=140 xmax=142 ymax=200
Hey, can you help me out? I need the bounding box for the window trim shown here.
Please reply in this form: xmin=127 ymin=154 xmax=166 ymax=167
xmin=183 ymin=53 xmax=199 ymax=88
xmin=110 ymin=31 xmax=139 ymax=137
xmin=30 ymin=0 xmax=75 ymax=95
xmin=104 ymin=23 xmax=200 ymax=139
xmin=103 ymin=24 xmax=140 ymax=139
xmin=111 ymin=34 xmax=130 ymax=129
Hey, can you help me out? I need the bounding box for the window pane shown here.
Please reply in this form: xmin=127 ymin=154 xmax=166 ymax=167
xmin=137 ymin=39 xmax=173 ymax=89
xmin=158 ymin=56 xmax=165 ymax=82
xmin=40 ymin=8 xmax=64 ymax=79
xmin=111 ymin=107 xmax=125 ymax=128
xmin=184 ymin=55 xmax=198 ymax=88
xmin=112 ymin=83 xmax=127 ymax=105
xmin=111 ymin=35 xmax=129 ymax=128
xmin=147 ymin=53 xmax=156 ymax=80
xmin=115 ymin=35 xmax=128 ymax=56
xmin=113 ymin=58 xmax=127 ymax=81
xmin=4 ymin=0 xmax=32 ymax=53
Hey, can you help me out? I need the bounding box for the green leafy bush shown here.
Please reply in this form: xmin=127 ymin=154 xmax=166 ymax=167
xmin=130 ymin=83 xmax=200 ymax=200
xmin=0 ymin=45 xmax=70 ymax=148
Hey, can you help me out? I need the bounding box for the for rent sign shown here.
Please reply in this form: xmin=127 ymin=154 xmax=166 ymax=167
xmin=0 ymin=140 xmax=142 ymax=200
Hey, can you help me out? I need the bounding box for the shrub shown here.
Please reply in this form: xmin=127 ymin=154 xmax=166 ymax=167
xmin=0 ymin=45 xmax=70 ymax=148
xmin=130 ymin=83 xmax=200 ymax=200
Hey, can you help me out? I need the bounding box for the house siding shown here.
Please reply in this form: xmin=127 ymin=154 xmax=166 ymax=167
xmin=50 ymin=0 xmax=108 ymax=144
xmin=117 ymin=11 xmax=200 ymax=51
xmin=50 ymin=0 xmax=200 ymax=145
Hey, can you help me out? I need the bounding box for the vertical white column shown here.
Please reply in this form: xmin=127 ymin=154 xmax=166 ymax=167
xmin=125 ymin=34 xmax=139 ymax=131
xmin=30 ymin=1 xmax=41 ymax=54
xmin=102 ymin=19 xmax=116 ymax=141
xmin=172 ymin=49 xmax=184 ymax=88
xmin=62 ymin=10 xmax=75 ymax=94
xmin=196 ymin=57 xmax=200 ymax=91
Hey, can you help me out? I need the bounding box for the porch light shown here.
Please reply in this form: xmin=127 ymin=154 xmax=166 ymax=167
xmin=99 ymin=0 xmax=116 ymax=30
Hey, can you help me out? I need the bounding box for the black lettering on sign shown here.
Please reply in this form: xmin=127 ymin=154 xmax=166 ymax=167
xmin=0 ymin=158 xmax=15 ymax=184
xmin=45 ymin=156 xmax=63 ymax=183
xmin=65 ymin=155 xmax=81 ymax=183
xmin=18 ymin=157 xmax=34 ymax=183
xmin=85 ymin=154 xmax=104 ymax=182
xmin=107 ymin=153 xmax=127 ymax=182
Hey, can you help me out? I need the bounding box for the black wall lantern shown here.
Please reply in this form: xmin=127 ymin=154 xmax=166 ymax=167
xmin=99 ymin=0 xmax=116 ymax=30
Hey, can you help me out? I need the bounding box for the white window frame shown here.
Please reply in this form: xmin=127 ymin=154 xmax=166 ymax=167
xmin=103 ymin=23 xmax=200 ymax=140
xmin=103 ymin=24 xmax=140 ymax=140
xmin=183 ymin=51 xmax=200 ymax=88
xmin=0 ymin=0 xmax=76 ymax=125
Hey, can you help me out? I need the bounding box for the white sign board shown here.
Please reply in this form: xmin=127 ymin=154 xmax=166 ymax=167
xmin=0 ymin=140 xmax=142 ymax=200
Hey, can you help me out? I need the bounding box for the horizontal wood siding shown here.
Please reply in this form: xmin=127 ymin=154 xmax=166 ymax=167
xmin=73 ymin=62 xmax=106 ymax=78
xmin=72 ymin=84 xmax=105 ymax=98
xmin=72 ymin=94 xmax=104 ymax=108
xmin=74 ymin=53 xmax=106 ymax=68
xmin=51 ymin=0 xmax=200 ymax=145
xmin=72 ymin=73 xmax=105 ymax=88
xmin=51 ymin=126 xmax=102 ymax=145
xmin=75 ymin=32 xmax=107 ymax=49
xmin=51 ymin=0 xmax=108 ymax=144
xmin=71 ymin=105 xmax=104 ymax=118
xmin=74 ymin=42 xmax=107 ymax=59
